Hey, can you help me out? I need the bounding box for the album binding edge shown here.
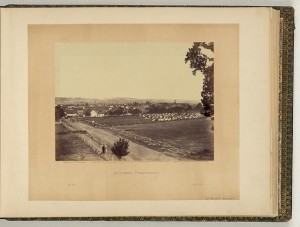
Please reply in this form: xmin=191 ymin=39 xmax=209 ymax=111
xmin=0 ymin=5 xmax=294 ymax=222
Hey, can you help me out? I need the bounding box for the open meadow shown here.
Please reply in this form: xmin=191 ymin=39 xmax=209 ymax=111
xmin=112 ymin=118 xmax=214 ymax=160
xmin=115 ymin=118 xmax=212 ymax=152
xmin=80 ymin=116 xmax=214 ymax=160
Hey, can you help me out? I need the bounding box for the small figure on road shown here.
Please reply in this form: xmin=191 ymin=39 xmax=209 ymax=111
xmin=101 ymin=144 xmax=107 ymax=154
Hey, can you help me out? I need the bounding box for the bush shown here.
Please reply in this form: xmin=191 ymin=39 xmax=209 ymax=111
xmin=111 ymin=138 xmax=130 ymax=159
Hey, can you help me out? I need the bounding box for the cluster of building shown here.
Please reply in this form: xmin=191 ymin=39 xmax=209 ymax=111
xmin=139 ymin=112 xmax=202 ymax=122
xmin=64 ymin=109 xmax=105 ymax=118
xmin=62 ymin=105 xmax=103 ymax=118
xmin=58 ymin=102 xmax=202 ymax=120
xmin=61 ymin=103 xmax=134 ymax=118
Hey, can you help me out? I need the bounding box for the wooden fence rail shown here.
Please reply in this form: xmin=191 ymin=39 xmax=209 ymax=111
xmin=62 ymin=121 xmax=111 ymax=161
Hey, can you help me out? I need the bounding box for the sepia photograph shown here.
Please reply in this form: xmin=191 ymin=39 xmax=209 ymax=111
xmin=55 ymin=42 xmax=214 ymax=161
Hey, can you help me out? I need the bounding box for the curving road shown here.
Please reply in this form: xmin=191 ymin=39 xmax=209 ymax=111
xmin=68 ymin=121 xmax=179 ymax=161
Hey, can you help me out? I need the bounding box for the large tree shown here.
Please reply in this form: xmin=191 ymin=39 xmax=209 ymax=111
xmin=185 ymin=42 xmax=214 ymax=117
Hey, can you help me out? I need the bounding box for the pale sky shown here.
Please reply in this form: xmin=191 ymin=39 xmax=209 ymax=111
xmin=55 ymin=42 xmax=205 ymax=101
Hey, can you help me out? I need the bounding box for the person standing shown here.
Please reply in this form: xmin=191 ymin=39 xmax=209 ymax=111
xmin=101 ymin=144 xmax=107 ymax=154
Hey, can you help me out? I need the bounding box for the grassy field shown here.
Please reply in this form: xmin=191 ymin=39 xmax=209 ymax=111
xmin=55 ymin=124 xmax=103 ymax=161
xmin=113 ymin=118 xmax=214 ymax=160
xmin=83 ymin=115 xmax=152 ymax=126
xmin=67 ymin=116 xmax=214 ymax=160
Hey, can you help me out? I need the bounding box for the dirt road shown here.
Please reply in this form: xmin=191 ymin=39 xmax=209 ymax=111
xmin=68 ymin=121 xmax=179 ymax=161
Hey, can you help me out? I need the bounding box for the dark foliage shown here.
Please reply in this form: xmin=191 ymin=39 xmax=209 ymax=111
xmin=84 ymin=108 xmax=92 ymax=116
xmin=146 ymin=104 xmax=193 ymax=114
xmin=107 ymin=107 xmax=126 ymax=116
xmin=185 ymin=42 xmax=214 ymax=117
xmin=111 ymin=138 xmax=130 ymax=159
xmin=55 ymin=105 xmax=66 ymax=121
xmin=194 ymin=103 xmax=203 ymax=112
xmin=128 ymin=107 xmax=142 ymax=115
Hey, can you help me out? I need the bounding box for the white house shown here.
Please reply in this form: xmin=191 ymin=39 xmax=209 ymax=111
xmin=90 ymin=110 xmax=98 ymax=117
xmin=90 ymin=110 xmax=105 ymax=117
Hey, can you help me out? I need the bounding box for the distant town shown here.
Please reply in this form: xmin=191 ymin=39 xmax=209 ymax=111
xmin=56 ymin=97 xmax=203 ymax=121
